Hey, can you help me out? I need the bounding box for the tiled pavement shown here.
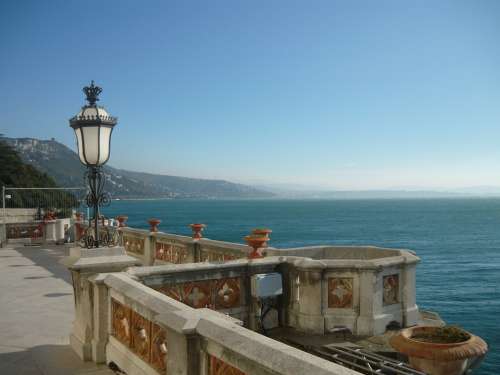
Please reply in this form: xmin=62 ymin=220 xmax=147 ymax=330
xmin=0 ymin=243 xmax=113 ymax=375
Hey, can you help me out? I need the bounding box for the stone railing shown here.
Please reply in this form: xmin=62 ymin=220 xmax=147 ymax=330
xmin=6 ymin=222 xmax=41 ymax=239
xmin=127 ymin=258 xmax=281 ymax=331
xmin=277 ymin=246 xmax=420 ymax=336
xmin=125 ymin=247 xmax=419 ymax=337
xmin=63 ymin=246 xmax=361 ymax=375
xmin=120 ymin=227 xmax=152 ymax=264
xmin=196 ymin=238 xmax=249 ymax=262
xmin=153 ymin=232 xmax=195 ymax=264
xmin=117 ymin=226 xmax=251 ymax=266
xmin=73 ymin=221 xmax=420 ymax=337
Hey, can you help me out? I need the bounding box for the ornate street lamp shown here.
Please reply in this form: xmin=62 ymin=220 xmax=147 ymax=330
xmin=69 ymin=81 xmax=117 ymax=247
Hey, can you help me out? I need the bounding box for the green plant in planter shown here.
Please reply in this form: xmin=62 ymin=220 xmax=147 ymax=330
xmin=411 ymin=325 xmax=470 ymax=344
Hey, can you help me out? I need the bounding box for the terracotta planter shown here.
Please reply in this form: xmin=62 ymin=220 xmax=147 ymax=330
xmin=189 ymin=223 xmax=206 ymax=239
xmin=75 ymin=212 xmax=83 ymax=222
xmin=390 ymin=326 xmax=488 ymax=375
xmin=44 ymin=211 xmax=56 ymax=221
xmin=251 ymin=228 xmax=272 ymax=239
xmin=148 ymin=218 xmax=161 ymax=232
xmin=116 ymin=215 xmax=128 ymax=227
xmin=244 ymin=234 xmax=269 ymax=259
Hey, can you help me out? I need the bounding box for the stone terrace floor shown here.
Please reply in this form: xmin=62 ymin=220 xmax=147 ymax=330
xmin=0 ymin=243 xmax=114 ymax=375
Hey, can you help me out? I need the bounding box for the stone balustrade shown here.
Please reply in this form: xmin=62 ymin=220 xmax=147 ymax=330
xmin=75 ymin=222 xmax=420 ymax=338
xmin=196 ymin=238 xmax=250 ymax=262
xmin=117 ymin=227 xmax=253 ymax=266
xmin=127 ymin=257 xmax=281 ymax=331
xmin=120 ymin=227 xmax=152 ymax=264
xmin=65 ymin=247 xmax=361 ymax=375
xmin=153 ymin=232 xmax=195 ymax=264
xmin=268 ymin=246 xmax=420 ymax=336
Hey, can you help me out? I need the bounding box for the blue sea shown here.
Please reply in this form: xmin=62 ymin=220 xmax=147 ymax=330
xmin=101 ymin=198 xmax=499 ymax=375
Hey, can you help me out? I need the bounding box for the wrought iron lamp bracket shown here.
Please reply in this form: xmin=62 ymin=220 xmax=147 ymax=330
xmin=79 ymin=166 xmax=116 ymax=248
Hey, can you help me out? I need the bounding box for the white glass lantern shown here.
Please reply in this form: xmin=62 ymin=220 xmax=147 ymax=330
xmin=69 ymin=81 xmax=117 ymax=167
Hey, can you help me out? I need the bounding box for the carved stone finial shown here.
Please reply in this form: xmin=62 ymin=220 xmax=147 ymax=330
xmin=83 ymin=80 xmax=102 ymax=106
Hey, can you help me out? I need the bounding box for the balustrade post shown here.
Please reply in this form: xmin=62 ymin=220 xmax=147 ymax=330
xmin=402 ymin=262 xmax=419 ymax=327
xmin=148 ymin=231 xmax=157 ymax=265
xmin=287 ymin=260 xmax=326 ymax=334
xmin=190 ymin=224 xmax=206 ymax=263
xmin=356 ymin=269 xmax=378 ymax=336
xmin=115 ymin=215 xmax=127 ymax=247
xmin=60 ymin=246 xmax=140 ymax=361
xmin=156 ymin=310 xmax=201 ymax=375
xmin=89 ymin=274 xmax=109 ymax=363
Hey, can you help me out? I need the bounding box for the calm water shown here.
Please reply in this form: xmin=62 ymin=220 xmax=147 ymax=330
xmin=101 ymin=198 xmax=500 ymax=374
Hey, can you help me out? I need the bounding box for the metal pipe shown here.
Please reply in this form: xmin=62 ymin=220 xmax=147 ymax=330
xmin=2 ymin=185 xmax=5 ymax=246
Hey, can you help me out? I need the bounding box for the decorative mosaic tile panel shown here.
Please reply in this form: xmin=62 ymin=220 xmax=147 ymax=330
xmin=112 ymin=299 xmax=132 ymax=347
xmin=209 ymin=355 xmax=246 ymax=375
xmin=184 ymin=281 xmax=213 ymax=309
xmin=158 ymin=284 xmax=183 ymax=302
xmin=157 ymin=278 xmax=241 ymax=311
xmin=6 ymin=223 xmax=41 ymax=239
xmin=123 ymin=235 xmax=145 ymax=255
xmin=201 ymin=248 xmax=242 ymax=262
xmin=383 ymin=274 xmax=399 ymax=305
xmin=111 ymin=299 xmax=165 ymax=374
xmin=328 ymin=278 xmax=353 ymax=308
xmin=131 ymin=310 xmax=152 ymax=363
xmin=155 ymin=241 xmax=189 ymax=263
xmin=215 ymin=278 xmax=241 ymax=309
xmin=151 ymin=323 xmax=167 ymax=372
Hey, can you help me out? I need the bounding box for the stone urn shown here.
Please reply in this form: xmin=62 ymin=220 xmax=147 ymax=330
xmin=148 ymin=218 xmax=161 ymax=232
xmin=75 ymin=212 xmax=84 ymax=222
xmin=116 ymin=215 xmax=128 ymax=227
xmin=390 ymin=326 xmax=488 ymax=375
xmin=251 ymin=228 xmax=272 ymax=239
xmin=44 ymin=210 xmax=56 ymax=221
xmin=189 ymin=223 xmax=206 ymax=239
xmin=244 ymin=234 xmax=269 ymax=259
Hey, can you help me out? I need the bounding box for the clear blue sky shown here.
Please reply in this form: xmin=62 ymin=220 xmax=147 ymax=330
xmin=1 ymin=1 xmax=499 ymax=190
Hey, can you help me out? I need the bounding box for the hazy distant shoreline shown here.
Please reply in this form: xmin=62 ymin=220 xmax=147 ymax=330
xmin=112 ymin=194 xmax=500 ymax=201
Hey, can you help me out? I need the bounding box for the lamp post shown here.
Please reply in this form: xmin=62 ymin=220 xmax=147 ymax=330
xmin=69 ymin=81 xmax=117 ymax=248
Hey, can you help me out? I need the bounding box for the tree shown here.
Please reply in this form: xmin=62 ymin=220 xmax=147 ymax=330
xmin=0 ymin=140 xmax=79 ymax=215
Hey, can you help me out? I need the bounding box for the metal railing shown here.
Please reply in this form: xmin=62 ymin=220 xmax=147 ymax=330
xmin=1 ymin=186 xmax=86 ymax=244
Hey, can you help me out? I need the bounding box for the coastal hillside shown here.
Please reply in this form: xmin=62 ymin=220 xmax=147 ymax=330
xmin=0 ymin=140 xmax=57 ymax=188
xmin=2 ymin=137 xmax=273 ymax=199
xmin=0 ymin=139 xmax=78 ymax=210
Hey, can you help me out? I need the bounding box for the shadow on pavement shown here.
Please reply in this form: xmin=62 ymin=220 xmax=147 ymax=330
xmin=0 ymin=344 xmax=113 ymax=375
xmin=12 ymin=244 xmax=73 ymax=284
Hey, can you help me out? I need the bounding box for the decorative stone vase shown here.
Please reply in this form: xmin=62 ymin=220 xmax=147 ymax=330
xmin=244 ymin=234 xmax=269 ymax=259
xmin=116 ymin=215 xmax=128 ymax=227
xmin=75 ymin=212 xmax=83 ymax=222
xmin=390 ymin=326 xmax=488 ymax=375
xmin=251 ymin=228 xmax=272 ymax=239
xmin=44 ymin=211 xmax=56 ymax=221
xmin=189 ymin=223 xmax=206 ymax=239
xmin=148 ymin=218 xmax=161 ymax=232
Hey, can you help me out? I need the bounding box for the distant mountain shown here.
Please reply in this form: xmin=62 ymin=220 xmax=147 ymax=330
xmin=2 ymin=137 xmax=274 ymax=199
xmin=253 ymin=184 xmax=477 ymax=199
